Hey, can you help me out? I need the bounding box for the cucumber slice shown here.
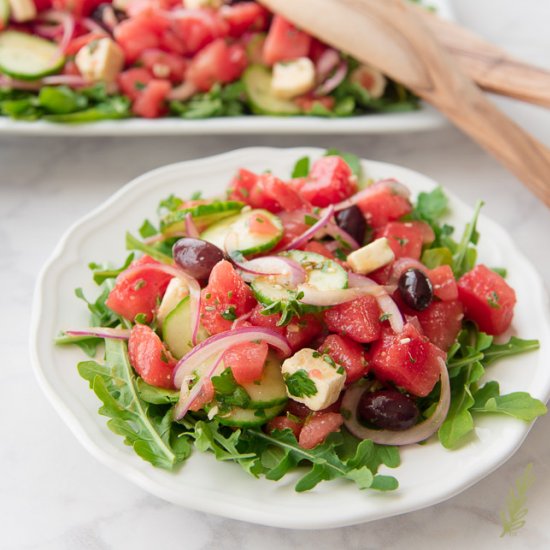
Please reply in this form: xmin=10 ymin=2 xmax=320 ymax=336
xmin=252 ymin=250 xmax=348 ymax=306
xmin=216 ymin=403 xmax=285 ymax=428
xmin=0 ymin=1 xmax=9 ymax=27
xmin=162 ymin=297 xmax=208 ymax=359
xmin=160 ymin=200 xmax=244 ymax=236
xmin=201 ymin=208 xmax=283 ymax=256
xmin=241 ymin=353 xmax=288 ymax=409
xmin=243 ymin=64 xmax=301 ymax=116
xmin=0 ymin=31 xmax=65 ymax=80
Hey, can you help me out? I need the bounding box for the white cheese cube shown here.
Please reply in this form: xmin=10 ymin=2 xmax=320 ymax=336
xmin=157 ymin=278 xmax=189 ymax=325
xmin=282 ymin=348 xmax=345 ymax=411
xmin=75 ymin=38 xmax=125 ymax=84
xmin=8 ymin=0 xmax=37 ymax=22
xmin=271 ymin=57 xmax=315 ymax=99
xmin=113 ymin=0 xmax=131 ymax=9
xmin=350 ymin=64 xmax=387 ymax=99
xmin=347 ymin=237 xmax=395 ymax=275
xmin=184 ymin=0 xmax=223 ymax=8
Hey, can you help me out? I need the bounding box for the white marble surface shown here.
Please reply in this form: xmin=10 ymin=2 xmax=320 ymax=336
xmin=1 ymin=1 xmax=550 ymax=548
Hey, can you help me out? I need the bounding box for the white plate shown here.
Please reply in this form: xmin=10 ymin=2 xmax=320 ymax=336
xmin=0 ymin=0 xmax=453 ymax=137
xmin=30 ymin=147 xmax=550 ymax=529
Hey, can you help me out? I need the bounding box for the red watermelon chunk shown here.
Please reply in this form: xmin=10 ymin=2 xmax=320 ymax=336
xmin=266 ymin=415 xmax=303 ymax=439
xmin=223 ymin=340 xmax=268 ymax=385
xmin=128 ymin=324 xmax=176 ymax=389
xmin=415 ymin=300 xmax=464 ymax=351
xmin=369 ymin=323 xmax=444 ymax=397
xmin=298 ymin=412 xmax=344 ymax=449
xmin=376 ymin=222 xmax=425 ymax=260
xmin=323 ymin=295 xmax=382 ymax=343
xmin=106 ymin=255 xmax=172 ymax=323
xmin=356 ymin=183 xmax=412 ymax=228
xmin=319 ymin=334 xmax=369 ymax=384
xmin=458 ymin=265 xmax=516 ymax=335
xmin=262 ymin=15 xmax=312 ymax=66
xmin=200 ymin=260 xmax=256 ymax=334
xmin=429 ymin=265 xmax=458 ymax=302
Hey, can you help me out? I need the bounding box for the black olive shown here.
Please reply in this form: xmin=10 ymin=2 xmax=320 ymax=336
xmin=172 ymin=238 xmax=224 ymax=281
xmin=357 ymin=389 xmax=419 ymax=431
xmin=398 ymin=268 xmax=433 ymax=311
xmin=90 ymin=4 xmax=127 ymax=33
xmin=335 ymin=205 xmax=368 ymax=246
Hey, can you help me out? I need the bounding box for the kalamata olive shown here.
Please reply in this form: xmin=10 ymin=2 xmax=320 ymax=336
xmin=357 ymin=389 xmax=420 ymax=431
xmin=398 ymin=268 xmax=433 ymax=311
xmin=90 ymin=4 xmax=127 ymax=32
xmin=172 ymin=238 xmax=224 ymax=281
xmin=334 ymin=205 xmax=368 ymax=246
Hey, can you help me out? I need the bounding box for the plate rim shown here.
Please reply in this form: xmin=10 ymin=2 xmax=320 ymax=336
xmin=30 ymin=146 xmax=550 ymax=529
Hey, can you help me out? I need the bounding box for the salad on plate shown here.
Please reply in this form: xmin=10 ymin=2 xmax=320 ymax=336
xmin=0 ymin=0 xmax=419 ymax=122
xmin=57 ymin=150 xmax=546 ymax=492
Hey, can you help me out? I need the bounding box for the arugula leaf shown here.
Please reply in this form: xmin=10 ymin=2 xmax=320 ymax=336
xmin=74 ymin=285 xmax=121 ymax=328
xmin=211 ymin=368 xmax=251 ymax=411
xmin=88 ymin=253 xmax=135 ymax=285
xmin=482 ymin=337 xmax=540 ymax=367
xmin=139 ymin=219 xmax=158 ymax=239
xmin=472 ymin=386 xmax=547 ymax=421
xmin=136 ymin=378 xmax=180 ymax=405
xmin=158 ymin=194 xmax=183 ymax=214
xmin=78 ymin=339 xmax=191 ymax=470
xmin=125 ymin=232 xmax=173 ymax=264
xmin=324 ymin=148 xmax=363 ymax=179
xmin=452 ymin=200 xmax=483 ymax=277
xmin=413 ymin=187 xmax=449 ymax=224
xmin=284 ymin=369 xmax=317 ymax=398
xmin=421 ymin=247 xmax=453 ymax=268
xmin=54 ymin=332 xmax=102 ymax=357
xmin=291 ymin=156 xmax=310 ymax=178
xmin=38 ymin=86 xmax=88 ymax=114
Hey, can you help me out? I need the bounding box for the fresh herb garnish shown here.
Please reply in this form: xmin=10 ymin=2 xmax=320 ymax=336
xmin=284 ymin=370 xmax=318 ymax=398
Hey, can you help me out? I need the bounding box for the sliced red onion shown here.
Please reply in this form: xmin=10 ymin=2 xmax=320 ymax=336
xmin=231 ymin=310 xmax=253 ymax=329
xmin=34 ymin=24 xmax=62 ymax=38
xmin=342 ymin=358 xmax=450 ymax=445
xmin=0 ymin=76 xmax=41 ymax=90
xmin=299 ymin=283 xmax=388 ymax=307
xmin=321 ymin=221 xmax=360 ymax=250
xmin=40 ymin=10 xmax=76 ymax=55
xmin=167 ymin=81 xmax=197 ymax=101
xmin=42 ymin=75 xmax=89 ymax=87
xmin=174 ymin=352 xmax=224 ymax=420
xmin=173 ymin=327 xmax=291 ymax=389
xmin=65 ymin=327 xmax=131 ymax=340
xmin=349 ymin=273 xmax=404 ymax=333
xmin=334 ymin=179 xmax=411 ymax=212
xmin=185 ymin=212 xmax=200 ymax=239
xmin=282 ymin=204 xmax=334 ymax=251
xmin=314 ymin=61 xmax=347 ymax=96
xmin=82 ymin=17 xmax=109 ymax=35
xmin=315 ymin=49 xmax=340 ymax=82
xmin=118 ymin=262 xmax=202 ymax=346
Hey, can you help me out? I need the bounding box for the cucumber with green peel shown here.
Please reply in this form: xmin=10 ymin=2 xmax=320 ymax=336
xmin=200 ymin=208 xmax=283 ymax=256
xmin=0 ymin=31 xmax=65 ymax=80
xmin=243 ymin=64 xmax=301 ymax=116
xmin=160 ymin=200 xmax=244 ymax=236
xmin=252 ymin=249 xmax=348 ymax=307
xmin=216 ymin=403 xmax=285 ymax=428
xmin=240 ymin=353 xmax=288 ymax=409
xmin=0 ymin=1 xmax=9 ymax=28
xmin=162 ymin=296 xmax=208 ymax=359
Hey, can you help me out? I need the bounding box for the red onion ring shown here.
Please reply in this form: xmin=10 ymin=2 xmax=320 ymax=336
xmin=349 ymin=273 xmax=404 ymax=333
xmin=82 ymin=17 xmax=109 ymax=35
xmin=314 ymin=61 xmax=347 ymax=96
xmin=174 ymin=352 xmax=224 ymax=420
xmin=117 ymin=262 xmax=202 ymax=346
xmin=315 ymin=49 xmax=340 ymax=82
xmin=320 ymin=221 xmax=360 ymax=250
xmin=341 ymin=357 xmax=450 ymax=445
xmin=40 ymin=10 xmax=75 ymax=55
xmin=388 ymin=258 xmax=427 ymax=286
xmin=172 ymin=327 xmax=291 ymax=389
xmin=334 ymin=179 xmax=411 ymax=212
xmin=41 ymin=75 xmax=89 ymax=87
xmin=185 ymin=213 xmax=200 ymax=239
xmin=65 ymin=327 xmax=131 ymax=340
xmin=0 ymin=76 xmax=42 ymax=90
xmin=298 ymin=284 xmax=388 ymax=307
xmin=282 ymin=204 xmax=335 ymax=251
xmin=34 ymin=24 xmax=62 ymax=38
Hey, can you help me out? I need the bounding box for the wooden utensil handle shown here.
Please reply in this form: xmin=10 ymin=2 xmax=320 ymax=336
xmin=412 ymin=5 xmax=550 ymax=109
xmin=259 ymin=0 xmax=550 ymax=207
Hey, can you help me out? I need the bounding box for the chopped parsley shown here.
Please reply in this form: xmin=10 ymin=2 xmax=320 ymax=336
xmin=487 ymin=291 xmax=501 ymax=309
xmin=284 ymin=370 xmax=318 ymax=398
xmin=221 ymin=305 xmax=238 ymax=321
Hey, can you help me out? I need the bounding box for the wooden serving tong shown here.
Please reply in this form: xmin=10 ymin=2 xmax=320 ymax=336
xmin=259 ymin=0 xmax=550 ymax=207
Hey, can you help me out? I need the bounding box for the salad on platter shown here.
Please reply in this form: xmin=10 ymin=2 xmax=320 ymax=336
xmin=57 ymin=150 xmax=546 ymax=492
xmin=0 ymin=0 xmax=419 ymax=122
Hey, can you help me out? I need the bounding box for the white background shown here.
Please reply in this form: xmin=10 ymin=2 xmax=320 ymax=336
xmin=1 ymin=0 xmax=550 ymax=548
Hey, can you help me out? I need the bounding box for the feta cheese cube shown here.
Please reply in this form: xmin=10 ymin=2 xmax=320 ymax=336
xmin=8 ymin=0 xmax=37 ymax=22
xmin=157 ymin=278 xmax=189 ymax=325
xmin=282 ymin=348 xmax=345 ymax=411
xmin=75 ymin=38 xmax=125 ymax=84
xmin=347 ymin=237 xmax=395 ymax=275
xmin=271 ymin=57 xmax=315 ymax=99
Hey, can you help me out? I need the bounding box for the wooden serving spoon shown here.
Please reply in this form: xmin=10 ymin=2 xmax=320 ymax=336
xmin=259 ymin=0 xmax=550 ymax=207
